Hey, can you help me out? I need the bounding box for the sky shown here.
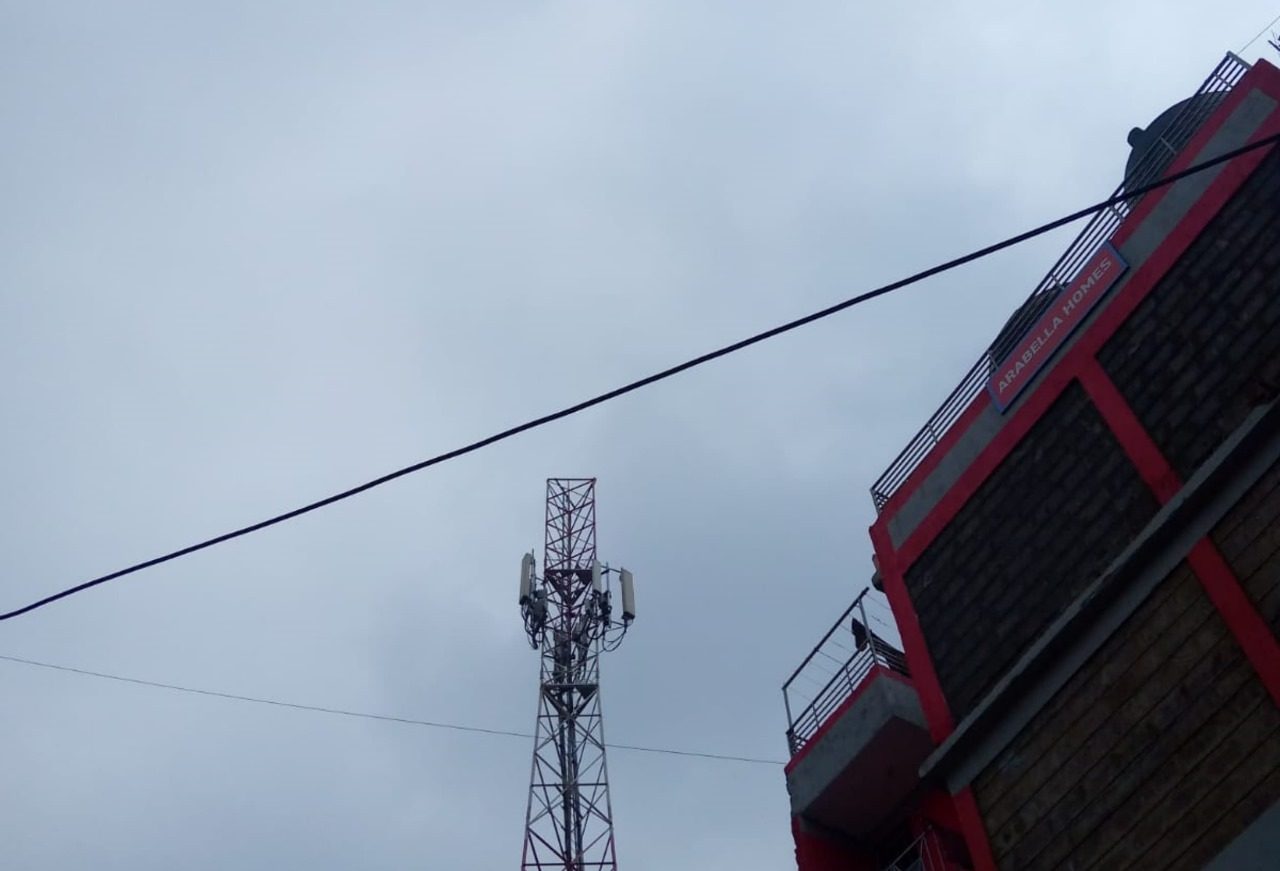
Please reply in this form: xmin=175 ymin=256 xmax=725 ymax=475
xmin=1 ymin=3 xmax=1277 ymax=869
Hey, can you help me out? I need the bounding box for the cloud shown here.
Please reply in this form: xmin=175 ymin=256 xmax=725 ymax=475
xmin=1 ymin=1 xmax=1275 ymax=868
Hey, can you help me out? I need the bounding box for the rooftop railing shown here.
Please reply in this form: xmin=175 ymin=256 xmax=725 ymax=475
xmin=782 ymin=587 xmax=909 ymax=755
xmin=870 ymin=52 xmax=1252 ymax=512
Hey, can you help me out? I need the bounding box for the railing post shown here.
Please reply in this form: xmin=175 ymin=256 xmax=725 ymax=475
xmin=783 ymin=687 xmax=796 ymax=755
xmin=928 ymin=827 xmax=945 ymax=871
xmin=858 ymin=595 xmax=877 ymax=667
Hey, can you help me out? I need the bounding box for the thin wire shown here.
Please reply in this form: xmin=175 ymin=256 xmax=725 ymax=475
xmin=4 ymin=131 xmax=1279 ymax=623
xmin=0 ymin=653 xmax=784 ymax=766
xmin=1240 ymin=11 xmax=1280 ymax=53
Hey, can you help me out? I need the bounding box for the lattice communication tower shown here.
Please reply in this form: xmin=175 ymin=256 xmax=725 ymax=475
xmin=518 ymin=479 xmax=635 ymax=870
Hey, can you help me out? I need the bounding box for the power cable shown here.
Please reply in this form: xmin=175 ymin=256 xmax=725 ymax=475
xmin=3 ymin=130 xmax=1279 ymax=623
xmin=0 ymin=653 xmax=783 ymax=766
xmin=1240 ymin=11 xmax=1280 ymax=53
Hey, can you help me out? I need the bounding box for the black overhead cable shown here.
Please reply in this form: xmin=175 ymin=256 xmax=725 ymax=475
xmin=3 ymin=131 xmax=1278 ymax=623
xmin=1240 ymin=11 xmax=1280 ymax=53
xmin=0 ymin=653 xmax=783 ymax=766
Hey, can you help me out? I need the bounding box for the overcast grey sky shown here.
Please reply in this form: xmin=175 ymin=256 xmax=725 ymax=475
xmin=2 ymin=3 xmax=1277 ymax=869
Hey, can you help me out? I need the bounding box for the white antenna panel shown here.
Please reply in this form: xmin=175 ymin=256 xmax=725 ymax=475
xmin=519 ymin=552 xmax=535 ymax=604
xmin=619 ymin=568 xmax=635 ymax=622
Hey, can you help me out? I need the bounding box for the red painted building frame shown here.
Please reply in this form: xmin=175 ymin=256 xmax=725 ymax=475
xmin=868 ymin=61 xmax=1280 ymax=871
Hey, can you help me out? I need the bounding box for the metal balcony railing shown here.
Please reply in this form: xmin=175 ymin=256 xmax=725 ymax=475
xmin=882 ymin=828 xmax=952 ymax=871
xmin=783 ymin=588 xmax=909 ymax=755
xmin=870 ymin=52 xmax=1252 ymax=512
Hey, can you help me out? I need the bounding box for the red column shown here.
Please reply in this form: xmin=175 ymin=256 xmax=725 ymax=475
xmin=1078 ymin=359 xmax=1280 ymax=707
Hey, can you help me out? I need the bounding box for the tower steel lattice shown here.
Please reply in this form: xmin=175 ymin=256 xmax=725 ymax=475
xmin=518 ymin=478 xmax=633 ymax=871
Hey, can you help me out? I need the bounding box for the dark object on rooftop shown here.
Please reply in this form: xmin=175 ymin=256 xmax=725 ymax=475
xmin=1124 ymin=92 xmax=1229 ymax=185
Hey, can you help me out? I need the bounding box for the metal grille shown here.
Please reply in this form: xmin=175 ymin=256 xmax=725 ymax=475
xmin=782 ymin=588 xmax=909 ymax=755
xmin=870 ymin=52 xmax=1251 ymax=512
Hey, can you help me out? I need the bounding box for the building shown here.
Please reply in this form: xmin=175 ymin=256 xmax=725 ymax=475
xmin=782 ymin=52 xmax=1280 ymax=870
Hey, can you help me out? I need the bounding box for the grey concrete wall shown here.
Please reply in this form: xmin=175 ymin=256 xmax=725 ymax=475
xmin=786 ymin=675 xmax=926 ymax=816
